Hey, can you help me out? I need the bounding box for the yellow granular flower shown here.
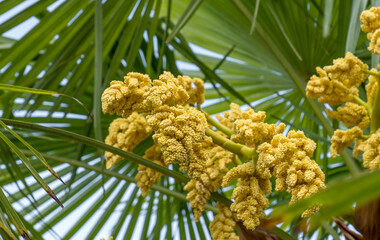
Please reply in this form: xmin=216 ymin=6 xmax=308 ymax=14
xmin=102 ymin=72 xmax=152 ymax=117
xmin=361 ymin=7 xmax=380 ymax=33
xmin=146 ymin=105 xmax=208 ymax=179
xmin=326 ymin=102 xmax=370 ymax=129
xmin=145 ymin=72 xmax=204 ymax=109
xmin=285 ymin=157 xmax=326 ymax=217
xmin=306 ymin=67 xmax=358 ymax=105
xmin=257 ymin=131 xmax=325 ymax=217
xmin=230 ymin=175 xmax=269 ymax=230
xmin=222 ymin=103 xmax=285 ymax=146
xmin=201 ymin=139 xmax=236 ymax=192
xmin=323 ymin=52 xmax=368 ymax=88
xmin=356 ymin=129 xmax=380 ymax=171
xmin=100 ymin=237 xmax=113 ymax=240
xmin=101 ymin=72 xmax=205 ymax=118
xmin=221 ymin=161 xmax=271 ymax=230
xmin=178 ymin=75 xmax=205 ymax=106
xmin=184 ymin=179 xmax=211 ymax=221
xmin=104 ymin=113 xmax=152 ymax=169
xmin=369 ymin=29 xmax=380 ymax=54
xmin=361 ymin=7 xmax=380 ymax=54
xmin=367 ymin=73 xmax=379 ymax=106
xmin=222 ymin=162 xmax=255 ymax=187
xmin=136 ymin=145 xmax=167 ymax=197
xmin=330 ymin=126 xmax=363 ymax=158
xmin=209 ymin=202 xmax=239 ymax=240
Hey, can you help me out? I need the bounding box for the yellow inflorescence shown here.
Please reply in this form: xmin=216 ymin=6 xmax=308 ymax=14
xmin=330 ymin=126 xmax=363 ymax=158
xmin=221 ymin=103 xmax=285 ymax=146
xmin=209 ymin=202 xmax=239 ymax=240
xmin=231 ymin=175 xmax=269 ymax=230
xmin=221 ymin=162 xmax=271 ymax=230
xmin=104 ymin=113 xmax=152 ymax=169
xmin=306 ymin=67 xmax=357 ymax=105
xmin=101 ymin=72 xmax=205 ymax=118
xmin=136 ymin=145 xmax=167 ymax=197
xmin=146 ymin=105 xmax=208 ymax=179
xmin=306 ymin=52 xmax=368 ymax=105
xmin=222 ymin=162 xmax=255 ymax=187
xmin=102 ymin=73 xmax=151 ymax=118
xmin=326 ymin=102 xmax=370 ymax=129
xmin=323 ymin=52 xmax=368 ymax=88
xmin=101 ymin=70 xmax=329 ymax=235
xmin=367 ymin=73 xmax=379 ymax=105
xmin=184 ymin=179 xmax=211 ymax=222
xmin=361 ymin=7 xmax=380 ymax=54
xmin=257 ymin=131 xmax=325 ymax=217
xmin=202 ymin=138 xmax=236 ymax=192
xmin=356 ymin=129 xmax=380 ymax=171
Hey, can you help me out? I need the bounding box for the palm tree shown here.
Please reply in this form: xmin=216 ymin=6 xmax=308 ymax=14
xmin=0 ymin=0 xmax=379 ymax=239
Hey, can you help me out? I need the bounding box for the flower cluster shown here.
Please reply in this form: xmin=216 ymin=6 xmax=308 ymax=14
xmin=102 ymin=71 xmax=327 ymax=237
xmin=146 ymin=105 xmax=208 ymax=178
xmin=361 ymin=7 xmax=380 ymax=54
xmin=135 ymin=145 xmax=167 ymax=197
xmin=306 ymin=52 xmax=368 ymax=105
xmin=104 ymin=113 xmax=151 ymax=169
xmin=201 ymin=137 xmax=236 ymax=192
xmin=326 ymin=102 xmax=370 ymax=129
xmin=356 ymin=129 xmax=380 ymax=171
xmin=222 ymin=162 xmax=270 ymax=230
xmin=257 ymin=131 xmax=325 ymax=218
xmin=222 ymin=103 xmax=286 ymax=146
xmin=330 ymin=127 xmax=363 ymax=158
xmin=305 ymin=7 xmax=380 ymax=174
xmin=101 ymin=72 xmax=205 ymax=118
xmin=305 ymin=51 xmax=378 ymax=162
xmin=184 ymin=179 xmax=211 ymax=221
xmin=209 ymin=202 xmax=239 ymax=240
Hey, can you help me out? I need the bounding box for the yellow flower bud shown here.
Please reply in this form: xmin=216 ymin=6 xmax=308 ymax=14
xmin=367 ymin=73 xmax=379 ymax=106
xmin=306 ymin=52 xmax=368 ymax=105
xmin=101 ymin=72 xmax=205 ymax=118
xmin=147 ymin=105 xmax=210 ymax=182
xmin=326 ymin=102 xmax=370 ymax=129
xmin=104 ymin=113 xmax=151 ymax=169
xmin=330 ymin=126 xmax=363 ymax=158
xmin=257 ymin=131 xmax=325 ymax=217
xmin=136 ymin=145 xmax=167 ymax=197
xmin=230 ymin=176 xmax=269 ymax=230
xmin=184 ymin=179 xmax=211 ymax=222
xmin=361 ymin=7 xmax=380 ymax=54
xmin=356 ymin=129 xmax=380 ymax=171
xmin=209 ymin=202 xmax=239 ymax=240
xmin=323 ymin=52 xmax=368 ymax=88
xmin=223 ymin=103 xmax=285 ymax=146
xmin=306 ymin=67 xmax=357 ymax=105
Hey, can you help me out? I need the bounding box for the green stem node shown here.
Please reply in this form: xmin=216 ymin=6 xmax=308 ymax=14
xmin=205 ymin=128 xmax=256 ymax=161
xmin=202 ymin=110 xmax=234 ymax=137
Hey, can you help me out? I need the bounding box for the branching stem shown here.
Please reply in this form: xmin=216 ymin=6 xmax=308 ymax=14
xmin=202 ymin=110 xmax=234 ymax=137
xmin=205 ymin=128 xmax=256 ymax=161
xmin=353 ymin=96 xmax=372 ymax=117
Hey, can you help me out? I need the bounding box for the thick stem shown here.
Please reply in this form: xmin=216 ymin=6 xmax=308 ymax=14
xmin=202 ymin=110 xmax=234 ymax=137
xmin=370 ymin=76 xmax=380 ymax=133
xmin=205 ymin=128 xmax=256 ymax=160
